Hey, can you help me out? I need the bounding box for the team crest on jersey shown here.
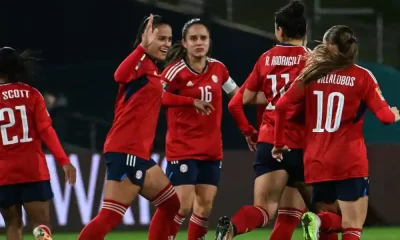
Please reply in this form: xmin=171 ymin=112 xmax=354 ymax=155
xmin=180 ymin=164 xmax=188 ymax=173
xmin=212 ymin=75 xmax=218 ymax=83
xmin=136 ymin=170 xmax=143 ymax=179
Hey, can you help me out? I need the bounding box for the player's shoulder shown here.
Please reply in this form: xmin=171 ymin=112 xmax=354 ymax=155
xmin=207 ymin=58 xmax=229 ymax=75
xmin=353 ymin=64 xmax=377 ymax=82
xmin=270 ymin=44 xmax=310 ymax=54
xmin=0 ymin=82 xmax=38 ymax=92
xmin=207 ymin=57 xmax=226 ymax=68
xmin=162 ymin=59 xmax=186 ymax=81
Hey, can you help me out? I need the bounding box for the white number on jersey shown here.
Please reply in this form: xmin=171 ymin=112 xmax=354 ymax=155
xmin=0 ymin=105 xmax=33 ymax=145
xmin=313 ymin=91 xmax=345 ymax=133
xmin=266 ymin=73 xmax=290 ymax=110
xmin=199 ymin=85 xmax=212 ymax=103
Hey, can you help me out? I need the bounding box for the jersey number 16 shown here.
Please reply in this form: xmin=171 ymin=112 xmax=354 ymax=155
xmin=0 ymin=105 xmax=33 ymax=146
xmin=199 ymin=86 xmax=212 ymax=103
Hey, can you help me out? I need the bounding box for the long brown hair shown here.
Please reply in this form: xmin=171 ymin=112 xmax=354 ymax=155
xmin=299 ymin=25 xmax=358 ymax=85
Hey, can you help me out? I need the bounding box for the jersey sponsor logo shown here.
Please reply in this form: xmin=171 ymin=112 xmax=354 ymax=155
xmin=212 ymin=75 xmax=218 ymax=83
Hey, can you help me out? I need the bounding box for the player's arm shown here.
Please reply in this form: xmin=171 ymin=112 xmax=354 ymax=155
xmin=362 ymin=71 xmax=399 ymax=124
xmin=33 ymin=90 xmax=70 ymax=166
xmin=160 ymin=67 xmax=214 ymax=113
xmin=114 ymin=45 xmax=148 ymax=84
xmin=223 ymin=76 xmax=267 ymax=104
xmin=222 ymin=73 xmax=239 ymax=98
xmin=243 ymin=59 xmax=263 ymax=104
xmin=228 ymin=58 xmax=263 ymax=136
xmin=274 ymin=81 xmax=305 ymax=148
xmin=228 ymin=87 xmax=256 ymax=136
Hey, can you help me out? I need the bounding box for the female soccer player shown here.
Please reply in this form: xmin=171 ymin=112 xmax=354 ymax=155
xmin=78 ymin=14 xmax=212 ymax=240
xmin=273 ymin=25 xmax=400 ymax=240
xmin=0 ymin=47 xmax=76 ymax=240
xmin=215 ymin=1 xmax=314 ymax=239
xmin=159 ymin=18 xmax=242 ymax=240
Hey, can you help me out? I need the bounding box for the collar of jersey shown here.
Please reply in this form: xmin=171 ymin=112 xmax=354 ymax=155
xmin=183 ymin=57 xmax=208 ymax=75
xmin=276 ymin=43 xmax=296 ymax=46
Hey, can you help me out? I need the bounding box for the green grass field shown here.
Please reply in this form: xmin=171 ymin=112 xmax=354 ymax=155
xmin=22 ymin=228 xmax=400 ymax=239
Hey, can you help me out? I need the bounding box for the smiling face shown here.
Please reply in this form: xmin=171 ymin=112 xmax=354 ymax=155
xmin=146 ymin=24 xmax=172 ymax=61
xmin=182 ymin=24 xmax=210 ymax=59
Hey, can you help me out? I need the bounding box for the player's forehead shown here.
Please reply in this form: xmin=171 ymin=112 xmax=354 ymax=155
xmin=186 ymin=24 xmax=209 ymax=37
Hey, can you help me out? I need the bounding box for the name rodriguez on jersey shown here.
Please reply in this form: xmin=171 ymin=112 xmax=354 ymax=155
xmin=265 ymin=55 xmax=303 ymax=66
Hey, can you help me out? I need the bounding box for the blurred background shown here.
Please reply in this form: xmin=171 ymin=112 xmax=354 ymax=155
xmin=1 ymin=0 xmax=400 ymax=238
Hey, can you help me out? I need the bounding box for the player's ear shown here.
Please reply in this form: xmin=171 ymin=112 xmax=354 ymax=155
xmin=276 ymin=26 xmax=284 ymax=42
xmin=181 ymin=39 xmax=187 ymax=49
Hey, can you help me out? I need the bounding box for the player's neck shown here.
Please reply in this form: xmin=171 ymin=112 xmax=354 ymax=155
xmin=0 ymin=78 xmax=6 ymax=84
xmin=186 ymin=55 xmax=207 ymax=73
xmin=282 ymin=39 xmax=304 ymax=47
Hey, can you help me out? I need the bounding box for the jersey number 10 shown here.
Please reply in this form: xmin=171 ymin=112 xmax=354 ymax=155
xmin=0 ymin=105 xmax=33 ymax=145
xmin=313 ymin=91 xmax=345 ymax=133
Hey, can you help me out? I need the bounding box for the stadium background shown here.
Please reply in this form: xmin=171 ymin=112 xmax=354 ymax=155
xmin=1 ymin=0 xmax=400 ymax=238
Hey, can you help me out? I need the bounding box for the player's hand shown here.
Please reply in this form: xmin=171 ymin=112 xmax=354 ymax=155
xmin=271 ymin=146 xmax=291 ymax=162
xmin=245 ymin=129 xmax=258 ymax=152
xmin=194 ymin=99 xmax=215 ymax=115
xmin=390 ymin=106 xmax=400 ymax=122
xmin=140 ymin=14 xmax=158 ymax=49
xmin=63 ymin=163 xmax=76 ymax=185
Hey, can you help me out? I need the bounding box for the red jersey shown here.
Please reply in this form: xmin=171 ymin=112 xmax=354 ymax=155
xmin=161 ymin=58 xmax=236 ymax=161
xmin=246 ymin=43 xmax=309 ymax=148
xmin=0 ymin=83 xmax=53 ymax=185
xmin=275 ymin=65 xmax=392 ymax=183
xmin=104 ymin=45 xmax=164 ymax=160
xmin=237 ymin=82 xmax=266 ymax=130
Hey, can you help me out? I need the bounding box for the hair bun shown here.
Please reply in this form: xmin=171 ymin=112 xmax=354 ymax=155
xmin=287 ymin=0 xmax=305 ymax=17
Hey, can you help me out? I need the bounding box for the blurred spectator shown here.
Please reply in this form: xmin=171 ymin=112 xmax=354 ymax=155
xmin=43 ymin=91 xmax=69 ymax=143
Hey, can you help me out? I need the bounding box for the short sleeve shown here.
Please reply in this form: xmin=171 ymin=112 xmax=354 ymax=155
xmin=245 ymin=57 xmax=262 ymax=92
xmin=33 ymin=89 xmax=52 ymax=132
xmin=362 ymin=70 xmax=389 ymax=113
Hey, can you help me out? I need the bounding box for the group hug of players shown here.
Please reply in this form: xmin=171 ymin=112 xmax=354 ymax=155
xmin=0 ymin=0 xmax=399 ymax=240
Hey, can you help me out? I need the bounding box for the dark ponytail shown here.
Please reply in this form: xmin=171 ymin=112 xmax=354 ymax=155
xmin=275 ymin=0 xmax=307 ymax=40
xmin=299 ymin=25 xmax=358 ymax=85
xmin=133 ymin=15 xmax=170 ymax=49
xmin=0 ymin=47 xmax=40 ymax=83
